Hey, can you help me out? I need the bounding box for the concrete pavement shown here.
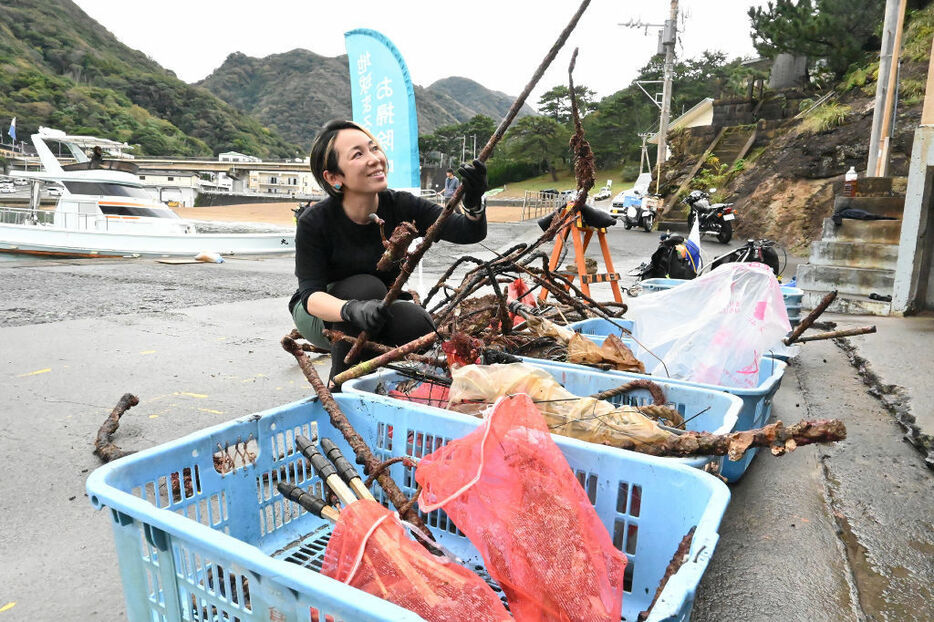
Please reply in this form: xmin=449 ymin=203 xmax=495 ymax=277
xmin=0 ymin=221 xmax=931 ymax=620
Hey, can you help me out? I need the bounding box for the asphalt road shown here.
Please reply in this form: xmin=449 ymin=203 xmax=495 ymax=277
xmin=0 ymin=221 xmax=929 ymax=621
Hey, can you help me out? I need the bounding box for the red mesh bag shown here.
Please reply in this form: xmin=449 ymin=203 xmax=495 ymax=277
xmin=506 ymin=278 xmax=537 ymax=327
xmin=416 ymin=394 xmax=627 ymax=621
xmin=320 ymin=499 xmax=510 ymax=622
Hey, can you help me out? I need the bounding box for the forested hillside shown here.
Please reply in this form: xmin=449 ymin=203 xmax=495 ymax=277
xmin=0 ymin=0 xmax=301 ymax=157
xmin=196 ymin=50 xmax=535 ymax=146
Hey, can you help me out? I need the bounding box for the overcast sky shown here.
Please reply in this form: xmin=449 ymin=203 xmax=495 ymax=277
xmin=73 ymin=0 xmax=767 ymax=110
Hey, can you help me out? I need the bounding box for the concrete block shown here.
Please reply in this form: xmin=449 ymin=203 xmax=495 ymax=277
xmin=802 ymin=290 xmax=891 ymax=316
xmin=833 ymin=195 xmax=904 ymax=217
xmin=820 ymin=218 xmax=903 ymax=244
xmin=808 ymin=240 xmax=899 ymax=270
xmin=796 ymin=263 xmax=894 ymax=296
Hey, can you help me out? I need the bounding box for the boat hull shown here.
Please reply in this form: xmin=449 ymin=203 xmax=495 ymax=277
xmin=0 ymin=223 xmax=295 ymax=258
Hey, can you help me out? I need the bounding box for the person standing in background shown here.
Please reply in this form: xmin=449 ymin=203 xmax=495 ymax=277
xmin=442 ymin=168 xmax=460 ymax=200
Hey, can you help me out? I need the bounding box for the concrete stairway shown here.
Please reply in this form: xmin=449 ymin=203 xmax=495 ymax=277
xmin=795 ymin=177 xmax=903 ymax=315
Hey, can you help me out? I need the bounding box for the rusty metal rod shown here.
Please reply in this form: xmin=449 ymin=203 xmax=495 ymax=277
xmin=344 ymin=0 xmax=592 ymax=365
xmin=793 ymin=325 xmax=877 ymax=343
xmin=784 ymin=290 xmax=838 ymax=345
xmin=280 ymin=336 xmax=430 ymax=534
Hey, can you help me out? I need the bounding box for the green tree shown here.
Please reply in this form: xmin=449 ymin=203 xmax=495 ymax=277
xmin=537 ymin=85 xmax=598 ymax=123
xmin=748 ymin=0 xmax=885 ymax=78
xmin=503 ymin=116 xmax=570 ymax=181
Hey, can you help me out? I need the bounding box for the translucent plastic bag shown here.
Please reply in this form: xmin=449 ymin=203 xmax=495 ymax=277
xmin=448 ymin=362 xmax=672 ymax=446
xmin=417 ymin=394 xmax=628 ymax=621
xmin=627 ymin=263 xmax=791 ymax=387
xmin=320 ymin=499 xmax=511 ymax=622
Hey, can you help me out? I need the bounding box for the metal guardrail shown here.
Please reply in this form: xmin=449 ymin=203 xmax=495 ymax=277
xmin=521 ymin=190 xmax=562 ymax=221
xmin=0 ymin=205 xmax=106 ymax=230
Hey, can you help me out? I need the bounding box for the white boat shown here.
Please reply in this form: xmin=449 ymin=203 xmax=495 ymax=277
xmin=0 ymin=128 xmax=295 ymax=258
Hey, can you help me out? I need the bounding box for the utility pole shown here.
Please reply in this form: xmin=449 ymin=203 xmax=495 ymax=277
xmin=621 ymin=0 xmax=679 ymax=193
xmin=868 ymin=0 xmax=907 ymax=177
xmin=656 ymin=0 xmax=679 ymax=192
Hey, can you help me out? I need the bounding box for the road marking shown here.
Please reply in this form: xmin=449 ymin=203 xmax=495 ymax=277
xmin=177 ymin=392 xmax=208 ymax=399
xmin=0 ymin=602 xmax=16 ymax=613
xmin=18 ymin=368 xmax=50 ymax=377
xmin=139 ymin=350 xmax=156 ymax=355
xmin=198 ymin=408 xmax=224 ymax=415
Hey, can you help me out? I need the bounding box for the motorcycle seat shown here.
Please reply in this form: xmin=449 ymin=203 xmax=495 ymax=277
xmin=537 ymin=203 xmax=617 ymax=231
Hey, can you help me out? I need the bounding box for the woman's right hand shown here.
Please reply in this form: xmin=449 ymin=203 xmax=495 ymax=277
xmin=340 ymin=299 xmax=389 ymax=333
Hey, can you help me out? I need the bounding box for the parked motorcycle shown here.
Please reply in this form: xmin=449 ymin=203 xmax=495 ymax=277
xmin=621 ymin=195 xmax=659 ymax=232
xmin=683 ymin=189 xmax=735 ymax=243
xmin=711 ymin=238 xmax=783 ymax=276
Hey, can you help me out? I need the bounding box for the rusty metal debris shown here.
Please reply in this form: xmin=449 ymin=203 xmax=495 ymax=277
xmin=638 ymin=527 xmax=696 ymax=622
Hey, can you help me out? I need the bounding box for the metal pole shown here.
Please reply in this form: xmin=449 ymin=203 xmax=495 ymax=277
xmin=867 ymin=0 xmax=897 ymax=175
xmin=873 ymin=0 xmax=907 ymax=177
xmin=656 ymin=0 xmax=678 ymax=194
xmin=472 ymin=134 xmax=477 ymax=160
xmin=461 ymin=136 xmax=466 ymax=164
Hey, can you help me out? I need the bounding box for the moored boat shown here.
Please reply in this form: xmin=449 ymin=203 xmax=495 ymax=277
xmin=0 ymin=128 xmax=295 ymax=258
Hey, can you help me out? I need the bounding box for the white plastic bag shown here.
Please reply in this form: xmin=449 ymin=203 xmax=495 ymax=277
xmin=626 ymin=263 xmax=791 ymax=388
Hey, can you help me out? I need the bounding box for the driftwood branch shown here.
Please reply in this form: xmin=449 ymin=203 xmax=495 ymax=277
xmin=794 ymin=325 xmax=877 ymax=343
xmin=333 ymin=332 xmax=439 ymax=387
xmin=280 ymin=336 xmax=430 ymax=536
xmin=93 ymin=393 xmax=139 ymax=463
xmin=624 ymin=418 xmax=846 ymax=459
xmin=785 ymin=290 xmax=837 ymax=345
xmin=344 ymin=0 xmax=592 ymax=365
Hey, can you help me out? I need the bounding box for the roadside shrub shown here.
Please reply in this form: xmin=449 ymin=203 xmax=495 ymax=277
xmin=485 ymin=157 xmax=541 ymax=188
xmin=799 ymin=102 xmax=852 ymax=134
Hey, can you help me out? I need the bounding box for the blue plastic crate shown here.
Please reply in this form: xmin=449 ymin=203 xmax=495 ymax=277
xmin=638 ymin=278 xmax=804 ymax=327
xmin=343 ymin=366 xmax=741 ymax=471
xmin=87 ymin=394 xmax=730 ymax=622
xmin=523 ymin=356 xmax=786 ymax=482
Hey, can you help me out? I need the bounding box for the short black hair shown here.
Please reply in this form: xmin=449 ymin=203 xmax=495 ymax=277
xmin=309 ymin=119 xmax=380 ymax=198
xmin=446 ymin=168 xmax=455 ymax=174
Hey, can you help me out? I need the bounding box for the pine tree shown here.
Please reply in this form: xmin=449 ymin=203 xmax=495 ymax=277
xmin=748 ymin=0 xmax=885 ymax=78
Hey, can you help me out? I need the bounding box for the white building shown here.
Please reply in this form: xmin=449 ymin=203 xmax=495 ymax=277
xmin=137 ymin=170 xmax=201 ymax=206
xmin=248 ymin=170 xmax=319 ymax=195
xmin=218 ymin=151 xmax=261 ymax=163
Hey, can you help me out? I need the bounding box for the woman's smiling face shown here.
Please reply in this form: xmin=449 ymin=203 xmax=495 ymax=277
xmin=329 ymin=128 xmax=388 ymax=194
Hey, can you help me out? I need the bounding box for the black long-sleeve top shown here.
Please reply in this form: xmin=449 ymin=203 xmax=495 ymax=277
xmin=288 ymin=189 xmax=487 ymax=313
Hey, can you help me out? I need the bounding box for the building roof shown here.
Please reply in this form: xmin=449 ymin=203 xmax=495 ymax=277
xmin=649 ymin=97 xmax=715 ymax=144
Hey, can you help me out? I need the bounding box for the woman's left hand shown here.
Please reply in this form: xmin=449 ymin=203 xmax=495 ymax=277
xmin=458 ymin=159 xmax=487 ymax=216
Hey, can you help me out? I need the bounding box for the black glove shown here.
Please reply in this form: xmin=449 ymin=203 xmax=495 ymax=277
xmin=457 ymin=159 xmax=487 ymax=216
xmin=340 ymin=299 xmax=388 ymax=333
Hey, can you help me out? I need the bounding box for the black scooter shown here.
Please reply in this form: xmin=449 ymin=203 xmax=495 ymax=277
xmin=683 ymin=189 xmax=736 ymax=244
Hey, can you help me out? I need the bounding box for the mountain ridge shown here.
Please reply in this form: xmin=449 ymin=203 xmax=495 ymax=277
xmin=196 ymin=49 xmax=537 ymax=148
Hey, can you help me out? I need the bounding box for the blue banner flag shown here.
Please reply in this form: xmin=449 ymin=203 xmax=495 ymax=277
xmin=344 ymin=29 xmax=420 ymax=190
xmin=7 ymin=117 xmax=15 ymax=142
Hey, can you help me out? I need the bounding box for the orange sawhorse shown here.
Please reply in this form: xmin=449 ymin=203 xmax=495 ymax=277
xmin=538 ymin=209 xmax=622 ymax=304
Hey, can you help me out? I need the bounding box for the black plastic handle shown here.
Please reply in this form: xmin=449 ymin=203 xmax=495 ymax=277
xmin=277 ymin=482 xmax=327 ymax=518
xmin=295 ymin=434 xmax=337 ymax=480
xmin=320 ymin=438 xmax=359 ymax=485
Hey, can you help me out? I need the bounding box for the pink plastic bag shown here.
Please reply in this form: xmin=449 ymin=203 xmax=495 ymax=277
xmin=416 ymin=394 xmax=627 ymax=621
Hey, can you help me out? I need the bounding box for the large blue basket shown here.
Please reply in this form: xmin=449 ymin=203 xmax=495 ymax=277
xmin=343 ymin=366 xmax=741 ymax=471
xmin=538 ymin=318 xmax=787 ymax=482
xmin=87 ymin=394 xmax=730 ymax=622
xmin=638 ymin=278 xmax=804 ymax=326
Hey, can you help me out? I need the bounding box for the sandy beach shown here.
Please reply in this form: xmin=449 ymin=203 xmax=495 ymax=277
xmin=173 ymin=201 xmax=530 ymax=225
